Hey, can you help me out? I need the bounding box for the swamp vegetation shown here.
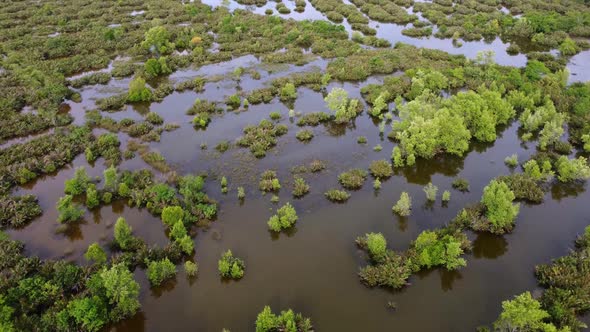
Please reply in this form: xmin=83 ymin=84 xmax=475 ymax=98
xmin=1 ymin=0 xmax=590 ymax=331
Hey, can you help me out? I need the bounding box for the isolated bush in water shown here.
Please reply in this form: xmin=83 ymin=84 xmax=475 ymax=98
xmin=218 ymin=250 xmax=245 ymax=279
xmin=392 ymin=192 xmax=412 ymax=216
xmin=268 ymin=202 xmax=298 ymax=231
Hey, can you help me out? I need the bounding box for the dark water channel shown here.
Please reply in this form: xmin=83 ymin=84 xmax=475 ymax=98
xmin=5 ymin=0 xmax=590 ymax=331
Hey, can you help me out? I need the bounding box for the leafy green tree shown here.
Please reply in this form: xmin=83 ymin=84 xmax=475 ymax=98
xmin=481 ymin=180 xmax=520 ymax=233
xmin=256 ymin=306 xmax=279 ymax=332
xmin=143 ymin=57 xmax=172 ymax=79
xmin=67 ymin=295 xmax=108 ymax=332
xmin=56 ymin=195 xmax=84 ymax=223
xmin=114 ymin=217 xmax=133 ymax=250
xmin=64 ymin=167 xmax=91 ymax=195
xmin=324 ymin=87 xmax=358 ymax=123
xmin=86 ymin=184 xmax=99 ymax=209
xmin=392 ymin=192 xmax=412 ymax=216
xmin=493 ymin=292 xmax=552 ymax=332
xmin=103 ymin=166 xmax=117 ymax=192
xmin=147 ymin=258 xmax=176 ymax=286
xmin=267 ymin=202 xmax=298 ymax=232
xmin=161 ymin=206 xmax=184 ymax=227
xmin=127 ymin=77 xmax=152 ymax=102
xmin=538 ymin=116 xmax=565 ymax=150
xmin=99 ymin=263 xmax=140 ymax=319
xmin=414 ymin=231 xmax=466 ymax=270
xmin=85 ymin=243 xmax=107 ymax=265
xmin=177 ymin=235 xmax=194 ymax=254
xmin=141 ymin=26 xmax=175 ymax=54
xmin=170 ymin=220 xmax=187 ymax=240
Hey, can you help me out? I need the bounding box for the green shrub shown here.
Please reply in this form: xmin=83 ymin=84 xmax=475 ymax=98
xmin=413 ymin=231 xmax=466 ymax=270
xmin=127 ymin=77 xmax=152 ymax=102
xmin=309 ymin=160 xmax=326 ymax=172
xmin=556 ymin=156 xmax=590 ymax=182
xmin=452 ymin=178 xmax=470 ymax=192
xmin=86 ymin=184 xmax=100 ymax=209
xmin=392 ymin=192 xmax=412 ymax=216
xmin=64 ymin=167 xmax=91 ymax=195
xmin=480 ymin=180 xmax=520 ymax=234
xmin=218 ymin=250 xmax=245 ymax=279
xmin=147 ymin=258 xmax=176 ymax=286
xmin=292 ymin=177 xmax=310 ymax=198
xmin=268 ymin=202 xmax=298 ymax=231
xmin=504 ymin=154 xmax=518 ymax=168
xmin=423 ymin=182 xmax=438 ymax=201
xmin=296 ymin=129 xmax=314 ymax=142
xmin=114 ymin=217 xmax=133 ymax=250
xmin=338 ymin=168 xmax=368 ymax=189
xmin=369 ymin=160 xmax=393 ymax=179
xmin=324 ymin=189 xmax=350 ymax=202
xmin=161 ymin=206 xmax=184 ymax=227
xmin=56 ymin=195 xmax=84 ymax=223
xmin=259 ymin=170 xmax=281 ymax=192
xmin=255 ymin=306 xmax=313 ymax=332
xmin=442 ymin=190 xmax=451 ymax=202
xmin=84 ymin=243 xmax=107 ymax=265
xmin=365 ymin=232 xmax=387 ymax=262
xmin=184 ymin=261 xmax=198 ymax=278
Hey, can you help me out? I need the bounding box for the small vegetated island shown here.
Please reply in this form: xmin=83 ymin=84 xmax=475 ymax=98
xmin=1 ymin=0 xmax=590 ymax=331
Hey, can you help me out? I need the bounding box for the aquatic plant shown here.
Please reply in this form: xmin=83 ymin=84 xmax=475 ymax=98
xmin=218 ymin=250 xmax=245 ymax=279
xmin=292 ymin=177 xmax=310 ymax=198
xmin=392 ymin=192 xmax=412 ymax=216
xmin=259 ymin=170 xmax=281 ymax=192
xmin=369 ymin=160 xmax=393 ymax=179
xmin=147 ymin=258 xmax=177 ymax=286
xmin=267 ymin=202 xmax=299 ymax=232
xmin=423 ymin=182 xmax=438 ymax=201
xmin=324 ymin=189 xmax=350 ymax=202
xmin=255 ymin=306 xmax=313 ymax=332
xmin=338 ymin=168 xmax=368 ymax=189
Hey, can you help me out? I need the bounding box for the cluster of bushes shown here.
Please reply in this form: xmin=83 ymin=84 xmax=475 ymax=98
xmin=0 ymin=110 xmax=73 ymax=144
xmin=218 ymin=250 xmax=245 ymax=279
xmin=487 ymin=227 xmax=590 ymax=331
xmin=0 ymin=194 xmax=42 ymax=228
xmin=338 ymin=168 xmax=368 ymax=189
xmin=0 ymin=232 xmax=141 ymax=332
xmin=237 ymin=120 xmax=288 ymax=157
xmin=0 ymin=126 xmax=92 ymax=194
xmin=255 ymin=306 xmax=313 ymax=331
xmin=268 ymin=202 xmax=299 ymax=232
xmin=356 ymin=227 xmax=470 ymax=289
xmin=187 ymin=99 xmax=221 ymax=129
xmin=259 ymin=170 xmax=282 ymax=192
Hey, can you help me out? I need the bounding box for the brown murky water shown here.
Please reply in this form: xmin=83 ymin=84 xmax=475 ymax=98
xmin=5 ymin=1 xmax=590 ymax=331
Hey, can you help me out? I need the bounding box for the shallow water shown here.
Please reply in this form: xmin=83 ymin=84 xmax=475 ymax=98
xmin=6 ymin=0 xmax=590 ymax=331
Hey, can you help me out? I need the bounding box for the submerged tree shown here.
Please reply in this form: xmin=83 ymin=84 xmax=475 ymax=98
xmin=56 ymin=195 xmax=84 ymax=223
xmin=481 ymin=180 xmax=520 ymax=234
